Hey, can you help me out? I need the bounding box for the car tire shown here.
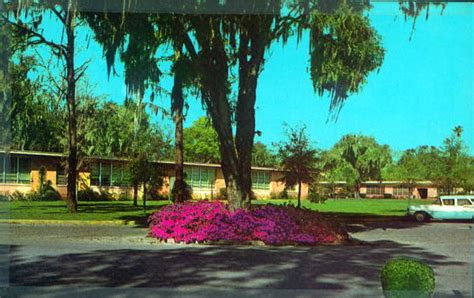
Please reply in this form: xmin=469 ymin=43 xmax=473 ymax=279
xmin=414 ymin=212 xmax=429 ymax=223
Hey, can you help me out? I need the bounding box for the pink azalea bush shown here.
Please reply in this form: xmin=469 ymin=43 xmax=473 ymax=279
xmin=148 ymin=200 xmax=348 ymax=246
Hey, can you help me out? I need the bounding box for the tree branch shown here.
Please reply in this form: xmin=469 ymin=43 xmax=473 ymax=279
xmin=2 ymin=15 xmax=67 ymax=58
xmin=51 ymin=6 xmax=66 ymax=24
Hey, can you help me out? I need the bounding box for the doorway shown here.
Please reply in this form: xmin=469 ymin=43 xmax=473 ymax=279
xmin=417 ymin=188 xmax=428 ymax=199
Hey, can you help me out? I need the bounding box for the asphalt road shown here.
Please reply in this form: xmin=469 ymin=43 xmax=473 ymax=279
xmin=0 ymin=221 xmax=472 ymax=297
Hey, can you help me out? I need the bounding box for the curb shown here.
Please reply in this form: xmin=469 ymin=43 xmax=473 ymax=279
xmin=0 ymin=219 xmax=138 ymax=226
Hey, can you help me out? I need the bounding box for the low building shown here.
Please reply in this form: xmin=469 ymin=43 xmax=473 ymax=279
xmin=0 ymin=150 xmax=307 ymax=200
xmin=0 ymin=150 xmax=443 ymax=200
xmin=360 ymin=181 xmax=438 ymax=199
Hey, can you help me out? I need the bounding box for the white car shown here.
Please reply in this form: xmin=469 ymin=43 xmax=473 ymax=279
xmin=407 ymin=195 xmax=474 ymax=222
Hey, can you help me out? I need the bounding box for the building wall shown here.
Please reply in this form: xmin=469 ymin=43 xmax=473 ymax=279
xmin=360 ymin=184 xmax=438 ymax=199
xmin=1 ymin=152 xmax=445 ymax=201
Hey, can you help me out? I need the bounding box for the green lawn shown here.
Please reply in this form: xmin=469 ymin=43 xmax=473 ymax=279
xmin=0 ymin=200 xmax=170 ymax=222
xmin=0 ymin=198 xmax=434 ymax=222
xmin=253 ymin=198 xmax=435 ymax=217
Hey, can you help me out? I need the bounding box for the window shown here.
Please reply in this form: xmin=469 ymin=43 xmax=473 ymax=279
xmin=252 ymin=171 xmax=270 ymax=190
xmin=393 ymin=187 xmax=410 ymax=197
xmin=366 ymin=185 xmax=384 ymax=195
xmin=90 ymin=161 xmax=130 ymax=187
xmin=56 ymin=165 xmax=67 ymax=186
xmin=185 ymin=167 xmax=214 ymax=189
xmin=457 ymin=199 xmax=472 ymax=206
xmin=0 ymin=155 xmax=31 ymax=184
xmin=442 ymin=199 xmax=455 ymax=206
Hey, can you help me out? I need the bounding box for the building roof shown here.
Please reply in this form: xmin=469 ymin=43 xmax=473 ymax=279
xmin=0 ymin=149 xmax=280 ymax=171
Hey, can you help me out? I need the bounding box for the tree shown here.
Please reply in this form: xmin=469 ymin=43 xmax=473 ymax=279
xmin=437 ymin=126 xmax=470 ymax=194
xmin=252 ymin=142 xmax=278 ymax=167
xmin=276 ymin=126 xmax=319 ymax=208
xmin=129 ymin=153 xmax=164 ymax=209
xmin=6 ymin=56 xmax=64 ymax=152
xmin=327 ymin=135 xmax=392 ymax=197
xmin=183 ymin=117 xmax=221 ymax=164
xmin=83 ymin=1 xmax=384 ymax=210
xmin=0 ymin=24 xmax=11 ymax=147
xmin=3 ymin=0 xmax=89 ymax=212
xmin=85 ymin=0 xmax=441 ymax=210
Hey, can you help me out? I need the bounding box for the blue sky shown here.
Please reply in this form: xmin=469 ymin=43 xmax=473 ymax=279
xmin=39 ymin=2 xmax=474 ymax=155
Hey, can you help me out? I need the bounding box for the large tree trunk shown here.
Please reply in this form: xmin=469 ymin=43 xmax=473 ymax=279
xmin=133 ymin=183 xmax=138 ymax=206
xmin=171 ymin=55 xmax=187 ymax=203
xmin=354 ymin=184 xmax=361 ymax=198
xmin=65 ymin=4 xmax=77 ymax=213
xmin=235 ymin=20 xmax=267 ymax=209
xmin=182 ymin=16 xmax=270 ymax=211
xmin=297 ymin=180 xmax=302 ymax=208
xmin=143 ymin=184 xmax=147 ymax=210
xmin=192 ymin=17 xmax=245 ymax=211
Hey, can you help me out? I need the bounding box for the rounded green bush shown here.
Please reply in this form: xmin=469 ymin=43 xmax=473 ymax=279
xmin=381 ymin=258 xmax=435 ymax=298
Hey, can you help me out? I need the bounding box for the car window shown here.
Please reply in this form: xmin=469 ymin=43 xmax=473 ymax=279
xmin=433 ymin=198 xmax=441 ymax=205
xmin=442 ymin=199 xmax=455 ymax=206
xmin=457 ymin=199 xmax=472 ymax=206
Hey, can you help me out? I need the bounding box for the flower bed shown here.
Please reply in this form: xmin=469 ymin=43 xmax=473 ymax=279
xmin=148 ymin=201 xmax=348 ymax=246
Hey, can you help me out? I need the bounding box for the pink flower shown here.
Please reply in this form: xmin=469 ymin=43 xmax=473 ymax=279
xmin=148 ymin=200 xmax=347 ymax=245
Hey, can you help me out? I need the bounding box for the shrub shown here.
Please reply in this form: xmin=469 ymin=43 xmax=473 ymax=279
xmin=118 ymin=192 xmax=132 ymax=201
xmin=6 ymin=189 xmax=61 ymax=201
xmin=0 ymin=192 xmax=8 ymax=201
xmin=9 ymin=190 xmax=26 ymax=201
xmin=381 ymin=258 xmax=435 ymax=298
xmin=279 ymin=189 xmax=289 ymax=200
xmin=170 ymin=180 xmax=193 ymax=202
xmin=384 ymin=193 xmax=393 ymax=199
xmin=216 ymin=188 xmax=227 ymax=200
xmin=148 ymin=201 xmax=348 ymax=245
xmin=336 ymin=187 xmax=353 ymax=199
xmin=308 ymin=192 xmax=328 ymax=204
xmin=78 ymin=188 xmax=114 ymax=201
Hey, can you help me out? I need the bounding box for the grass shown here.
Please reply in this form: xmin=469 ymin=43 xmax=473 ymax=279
xmin=253 ymin=198 xmax=435 ymax=217
xmin=0 ymin=200 xmax=170 ymax=222
xmin=0 ymin=198 xmax=434 ymax=222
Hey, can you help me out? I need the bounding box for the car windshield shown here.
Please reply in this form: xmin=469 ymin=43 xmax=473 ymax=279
xmin=433 ymin=198 xmax=441 ymax=205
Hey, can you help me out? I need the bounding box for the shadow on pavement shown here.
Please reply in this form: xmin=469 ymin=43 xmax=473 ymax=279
xmin=6 ymin=239 xmax=465 ymax=292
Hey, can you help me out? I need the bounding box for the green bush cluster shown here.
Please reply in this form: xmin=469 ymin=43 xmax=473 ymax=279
xmin=77 ymin=188 xmax=114 ymax=201
xmin=269 ymin=189 xmax=298 ymax=200
xmin=2 ymin=189 xmax=61 ymax=201
xmin=170 ymin=180 xmax=193 ymax=202
xmin=381 ymin=258 xmax=435 ymax=298
xmin=308 ymin=192 xmax=328 ymax=204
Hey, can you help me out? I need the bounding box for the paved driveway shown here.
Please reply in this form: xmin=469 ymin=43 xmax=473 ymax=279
xmin=0 ymin=221 xmax=472 ymax=297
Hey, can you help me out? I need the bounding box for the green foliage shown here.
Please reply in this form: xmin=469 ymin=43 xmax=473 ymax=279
xmin=324 ymin=134 xmax=391 ymax=196
xmin=5 ymin=188 xmax=61 ymax=201
xmin=252 ymin=142 xmax=278 ymax=167
xmin=308 ymin=184 xmax=330 ymax=204
xmin=269 ymin=189 xmax=296 ymax=200
xmin=184 ymin=117 xmax=221 ymax=163
xmin=383 ymin=146 xmax=444 ymax=182
xmin=170 ymin=179 xmax=193 ymax=203
xmin=78 ymin=97 xmax=173 ymax=160
xmin=7 ymin=56 xmax=64 ymax=152
xmin=217 ymin=188 xmax=228 ymax=200
xmin=383 ymin=126 xmax=474 ymax=194
xmin=129 ymin=153 xmax=165 ymax=201
xmin=381 ymin=258 xmax=435 ymax=298
xmin=276 ymin=125 xmax=320 ymax=187
xmin=77 ymin=188 xmax=114 ymax=202
xmin=276 ymin=125 xmax=320 ymax=207
xmin=309 ymin=6 xmax=384 ymax=110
